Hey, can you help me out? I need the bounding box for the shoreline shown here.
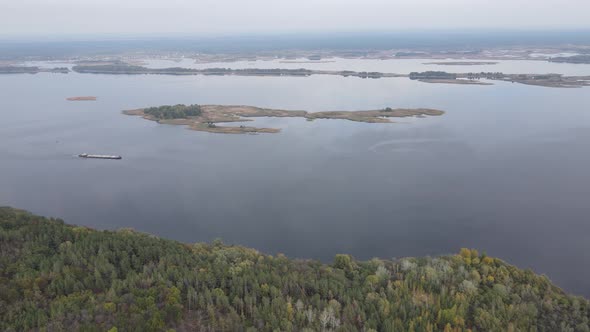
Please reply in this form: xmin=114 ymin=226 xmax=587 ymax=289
xmin=3 ymin=62 xmax=589 ymax=88
xmin=418 ymin=78 xmax=494 ymax=85
xmin=70 ymin=64 xmax=590 ymax=88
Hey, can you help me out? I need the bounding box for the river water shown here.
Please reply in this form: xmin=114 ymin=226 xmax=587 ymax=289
xmin=2 ymin=58 xmax=590 ymax=296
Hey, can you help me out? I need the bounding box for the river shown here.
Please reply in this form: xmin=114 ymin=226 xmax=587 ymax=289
xmin=1 ymin=58 xmax=590 ymax=296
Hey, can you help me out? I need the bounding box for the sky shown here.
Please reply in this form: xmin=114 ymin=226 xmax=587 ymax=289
xmin=1 ymin=0 xmax=589 ymax=37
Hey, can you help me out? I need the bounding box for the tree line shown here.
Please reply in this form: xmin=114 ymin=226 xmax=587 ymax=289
xmin=0 ymin=207 xmax=588 ymax=331
xmin=143 ymin=104 xmax=202 ymax=120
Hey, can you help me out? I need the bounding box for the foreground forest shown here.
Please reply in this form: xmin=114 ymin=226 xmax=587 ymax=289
xmin=0 ymin=208 xmax=588 ymax=331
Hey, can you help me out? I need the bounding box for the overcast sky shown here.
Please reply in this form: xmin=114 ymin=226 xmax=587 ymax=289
xmin=2 ymin=0 xmax=589 ymax=37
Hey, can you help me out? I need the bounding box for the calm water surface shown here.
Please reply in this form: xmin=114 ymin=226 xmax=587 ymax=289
xmin=1 ymin=61 xmax=590 ymax=297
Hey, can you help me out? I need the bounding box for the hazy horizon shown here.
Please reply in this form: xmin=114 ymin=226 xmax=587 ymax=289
xmin=2 ymin=28 xmax=590 ymax=41
xmin=2 ymin=0 xmax=590 ymax=37
xmin=2 ymin=30 xmax=590 ymax=59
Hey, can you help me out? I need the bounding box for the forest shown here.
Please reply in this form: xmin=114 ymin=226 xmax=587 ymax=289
xmin=409 ymin=71 xmax=457 ymax=80
xmin=0 ymin=207 xmax=588 ymax=331
xmin=143 ymin=104 xmax=203 ymax=119
xmin=549 ymin=55 xmax=590 ymax=64
xmin=72 ymin=63 xmax=148 ymax=74
xmin=0 ymin=66 xmax=69 ymax=74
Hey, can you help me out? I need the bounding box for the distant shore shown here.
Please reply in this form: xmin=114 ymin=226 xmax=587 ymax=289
xmin=70 ymin=63 xmax=590 ymax=88
xmin=2 ymin=62 xmax=589 ymax=88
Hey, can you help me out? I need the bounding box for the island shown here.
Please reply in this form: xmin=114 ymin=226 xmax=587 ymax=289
xmin=409 ymin=71 xmax=457 ymax=80
xmin=498 ymin=73 xmax=590 ymax=88
xmin=1 ymin=61 xmax=587 ymax=88
xmin=417 ymin=79 xmax=493 ymax=85
xmin=66 ymin=96 xmax=97 ymax=101
xmin=1 ymin=207 xmax=588 ymax=331
xmin=278 ymin=60 xmax=337 ymax=64
xmin=408 ymin=71 xmax=492 ymax=85
xmin=422 ymin=71 xmax=590 ymax=88
xmin=71 ymin=62 xmax=401 ymax=79
xmin=0 ymin=66 xmax=69 ymax=74
xmin=123 ymin=104 xmax=445 ymax=134
xmin=71 ymin=62 xmax=590 ymax=88
xmin=424 ymin=61 xmax=499 ymax=65
xmin=549 ymin=55 xmax=590 ymax=64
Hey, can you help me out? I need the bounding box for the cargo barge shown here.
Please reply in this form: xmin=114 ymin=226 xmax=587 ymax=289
xmin=78 ymin=153 xmax=122 ymax=160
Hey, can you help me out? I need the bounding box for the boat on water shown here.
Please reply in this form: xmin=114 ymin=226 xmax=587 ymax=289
xmin=78 ymin=153 xmax=122 ymax=160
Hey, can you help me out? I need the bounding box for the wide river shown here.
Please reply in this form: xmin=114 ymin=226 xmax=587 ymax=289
xmin=2 ymin=58 xmax=590 ymax=297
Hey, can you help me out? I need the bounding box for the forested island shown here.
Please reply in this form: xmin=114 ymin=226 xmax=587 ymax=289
xmin=1 ymin=62 xmax=588 ymax=88
xmin=409 ymin=71 xmax=458 ymax=80
xmin=411 ymin=71 xmax=590 ymax=87
xmin=123 ymin=104 xmax=444 ymax=134
xmin=549 ymin=55 xmax=590 ymax=64
xmin=71 ymin=63 xmax=399 ymax=79
xmin=0 ymin=207 xmax=588 ymax=331
xmin=407 ymin=71 xmax=489 ymax=85
xmin=70 ymin=63 xmax=590 ymax=88
xmin=423 ymin=62 xmax=498 ymax=66
xmin=0 ymin=66 xmax=69 ymax=74
xmin=143 ymin=104 xmax=203 ymax=119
